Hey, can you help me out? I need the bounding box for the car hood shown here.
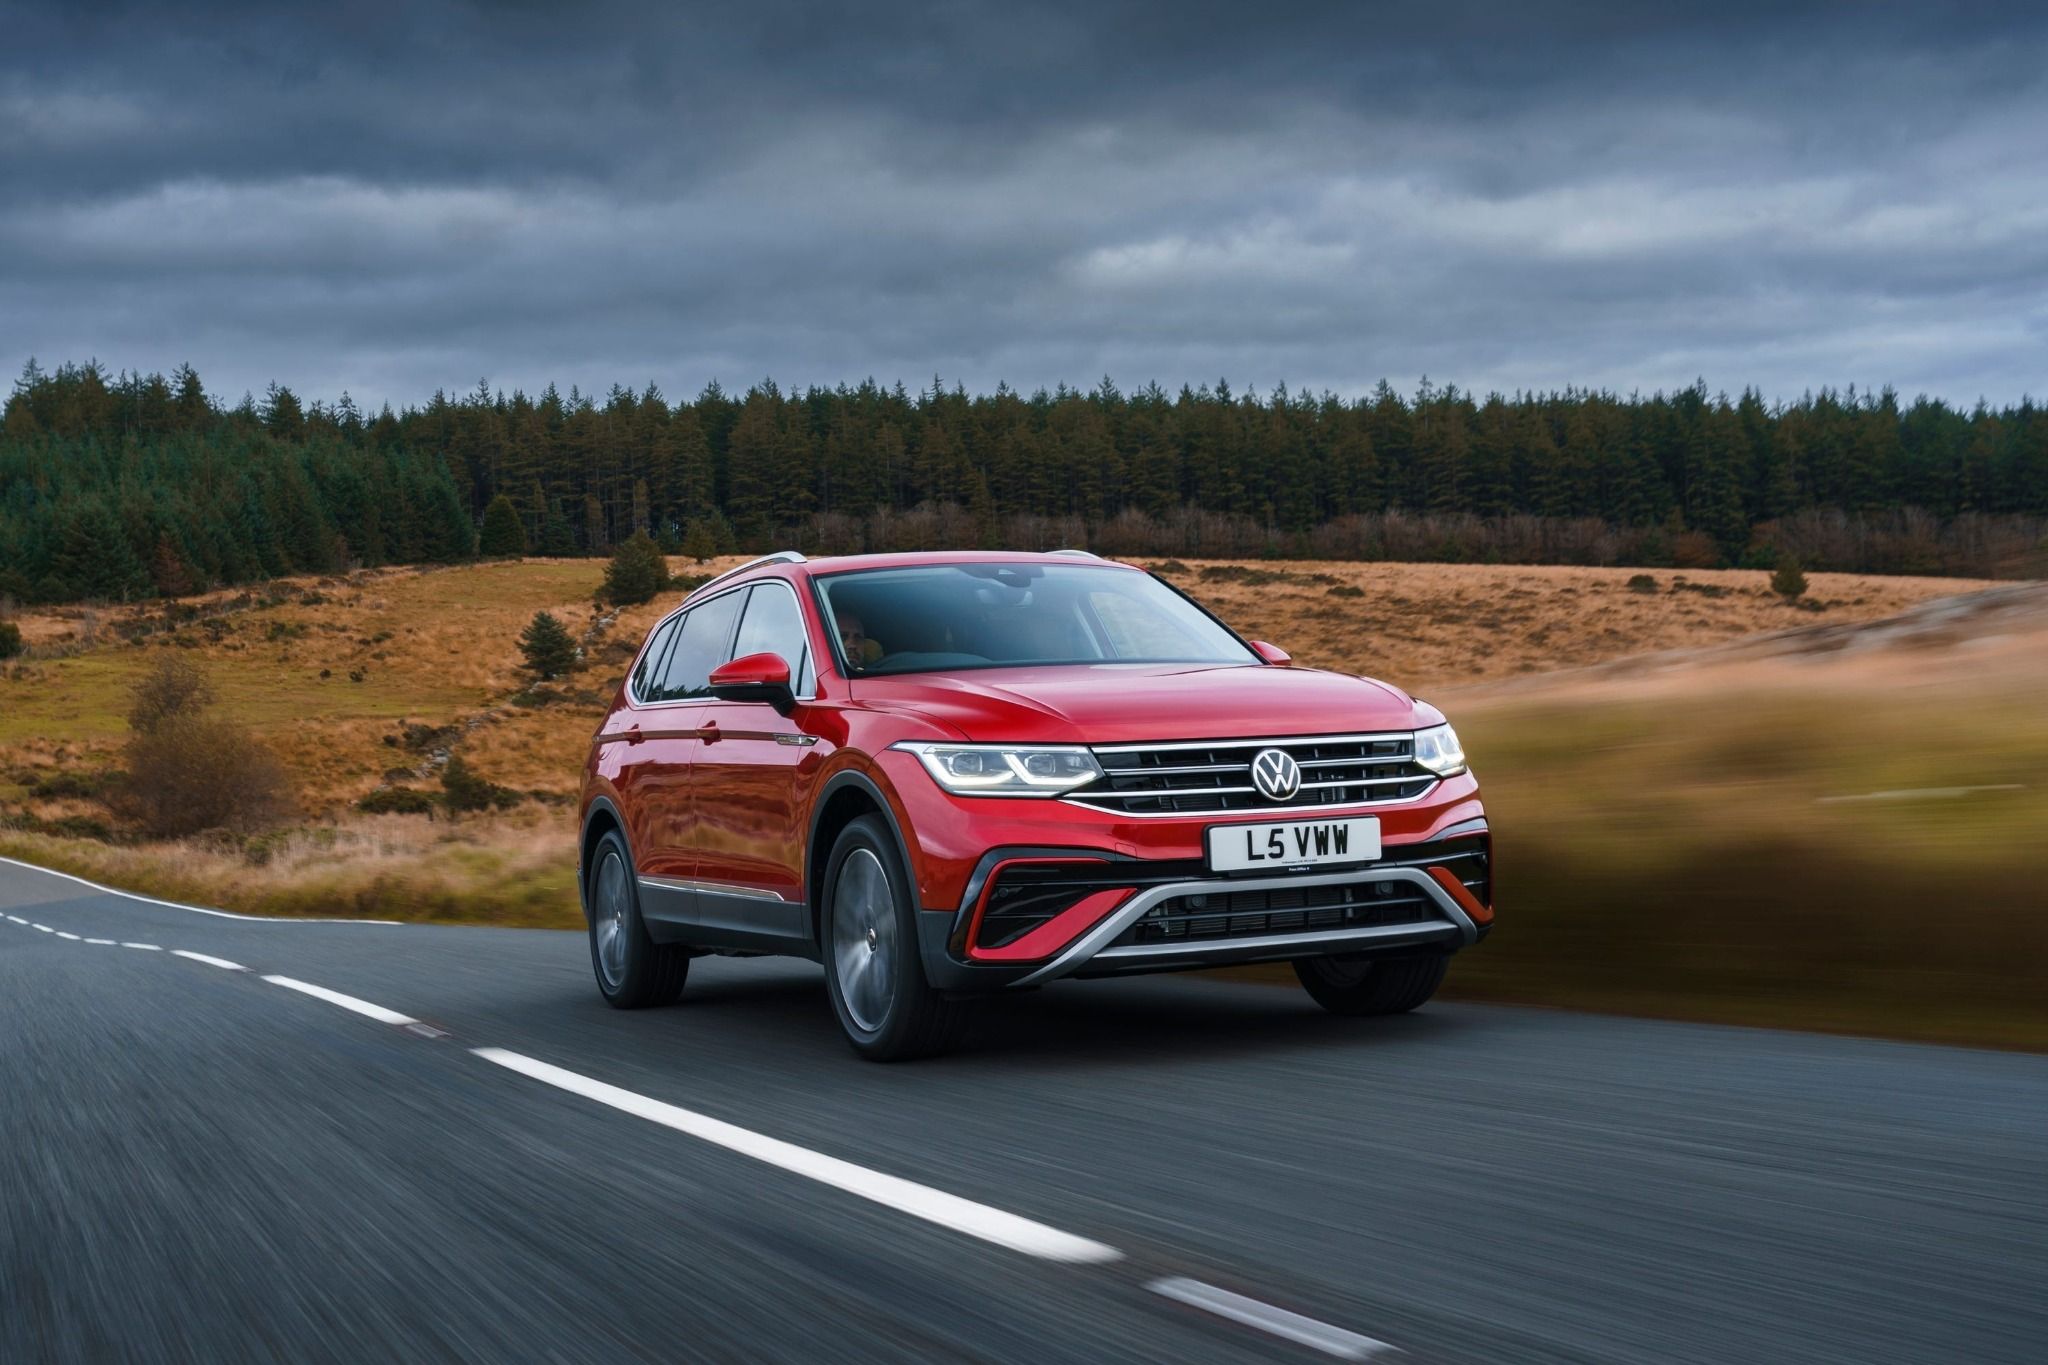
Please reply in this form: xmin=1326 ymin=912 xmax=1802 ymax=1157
xmin=850 ymin=662 xmax=1420 ymax=744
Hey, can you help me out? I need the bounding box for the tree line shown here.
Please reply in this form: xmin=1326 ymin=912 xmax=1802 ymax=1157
xmin=3 ymin=358 xmax=2044 ymax=603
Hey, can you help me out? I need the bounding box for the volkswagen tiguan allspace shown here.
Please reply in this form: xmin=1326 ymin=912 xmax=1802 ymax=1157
xmin=580 ymin=550 xmax=1492 ymax=1059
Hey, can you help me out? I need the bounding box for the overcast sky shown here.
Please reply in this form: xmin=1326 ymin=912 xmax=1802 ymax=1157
xmin=5 ymin=0 xmax=2045 ymax=410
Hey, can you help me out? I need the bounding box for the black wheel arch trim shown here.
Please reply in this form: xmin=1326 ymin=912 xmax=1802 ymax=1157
xmin=806 ymin=768 xmax=919 ymax=952
xmin=579 ymin=796 xmax=632 ymax=922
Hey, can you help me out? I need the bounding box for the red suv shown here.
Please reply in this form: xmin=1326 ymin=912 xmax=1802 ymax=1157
xmin=580 ymin=550 xmax=1492 ymax=1059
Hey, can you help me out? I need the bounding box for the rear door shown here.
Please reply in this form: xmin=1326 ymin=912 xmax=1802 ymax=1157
xmin=631 ymin=586 xmax=746 ymax=930
xmin=686 ymin=579 xmax=820 ymax=941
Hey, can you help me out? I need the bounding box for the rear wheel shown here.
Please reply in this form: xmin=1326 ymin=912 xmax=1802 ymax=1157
xmin=1294 ymin=952 xmax=1447 ymax=1016
xmin=822 ymin=815 xmax=963 ymax=1061
xmin=586 ymin=830 xmax=688 ymax=1008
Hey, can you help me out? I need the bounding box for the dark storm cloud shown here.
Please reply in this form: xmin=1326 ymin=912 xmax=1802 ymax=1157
xmin=5 ymin=0 xmax=2045 ymax=407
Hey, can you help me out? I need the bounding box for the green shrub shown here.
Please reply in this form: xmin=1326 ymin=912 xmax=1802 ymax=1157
xmin=440 ymin=754 xmax=521 ymax=813
xmin=0 ymin=620 xmax=21 ymax=660
xmin=1771 ymin=555 xmax=1809 ymax=601
xmin=518 ymin=610 xmax=578 ymax=680
xmin=357 ymin=786 xmax=438 ymax=816
xmin=1626 ymin=573 xmax=1658 ymax=594
xmin=600 ymin=530 xmax=671 ymax=606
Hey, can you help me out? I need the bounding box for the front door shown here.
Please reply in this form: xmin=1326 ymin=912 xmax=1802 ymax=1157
xmin=686 ymin=580 xmax=821 ymax=942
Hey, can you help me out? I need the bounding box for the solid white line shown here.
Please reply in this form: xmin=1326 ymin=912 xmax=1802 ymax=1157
xmin=1148 ymin=1278 xmax=1397 ymax=1360
xmin=54 ymin=930 xmax=80 ymax=940
xmin=84 ymin=938 xmax=116 ymax=945
xmin=122 ymin=943 xmax=162 ymax=951
xmin=0 ymin=854 xmax=403 ymax=925
xmin=262 ymin=976 xmax=418 ymax=1026
xmin=171 ymin=950 xmax=246 ymax=971
xmin=472 ymin=1047 xmax=1123 ymax=1266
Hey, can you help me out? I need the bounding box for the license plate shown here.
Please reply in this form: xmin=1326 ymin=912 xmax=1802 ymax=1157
xmin=1207 ymin=817 xmax=1381 ymax=872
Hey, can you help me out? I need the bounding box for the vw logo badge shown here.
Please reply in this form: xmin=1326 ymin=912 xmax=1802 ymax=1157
xmin=1250 ymin=748 xmax=1301 ymax=801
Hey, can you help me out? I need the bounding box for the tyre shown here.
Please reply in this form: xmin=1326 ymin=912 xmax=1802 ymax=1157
xmin=1293 ymin=952 xmax=1448 ymax=1016
xmin=821 ymin=814 xmax=963 ymax=1061
xmin=586 ymin=829 xmax=688 ymax=1008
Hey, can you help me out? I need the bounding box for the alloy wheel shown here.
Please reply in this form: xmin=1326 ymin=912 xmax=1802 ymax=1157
xmin=832 ymin=848 xmax=897 ymax=1033
xmin=593 ymin=849 xmax=630 ymax=991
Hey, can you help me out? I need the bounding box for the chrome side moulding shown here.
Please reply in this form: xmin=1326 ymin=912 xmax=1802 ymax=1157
xmin=1012 ymin=865 xmax=1478 ymax=987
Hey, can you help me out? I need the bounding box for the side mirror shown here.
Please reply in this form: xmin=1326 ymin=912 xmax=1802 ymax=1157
xmin=1251 ymin=640 xmax=1292 ymax=666
xmin=709 ymin=651 xmax=796 ymax=714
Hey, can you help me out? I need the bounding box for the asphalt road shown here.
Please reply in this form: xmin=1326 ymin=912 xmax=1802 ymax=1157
xmin=3 ymin=857 xmax=2044 ymax=1364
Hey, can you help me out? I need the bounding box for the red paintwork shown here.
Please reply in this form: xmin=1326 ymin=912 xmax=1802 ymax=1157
xmin=582 ymin=550 xmax=1490 ymax=968
xmin=709 ymin=651 xmax=791 ymax=688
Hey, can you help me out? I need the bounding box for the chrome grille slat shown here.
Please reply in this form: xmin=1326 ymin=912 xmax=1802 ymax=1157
xmin=1068 ymin=732 xmax=1438 ymax=815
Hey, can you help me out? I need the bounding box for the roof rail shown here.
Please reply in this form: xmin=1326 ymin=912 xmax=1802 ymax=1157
xmin=682 ymin=550 xmax=806 ymax=601
xmin=1046 ymin=548 xmax=1100 ymax=559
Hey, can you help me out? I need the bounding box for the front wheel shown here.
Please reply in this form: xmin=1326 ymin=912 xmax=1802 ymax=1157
xmin=1294 ymin=952 xmax=1447 ymax=1016
xmin=822 ymin=815 xmax=963 ymax=1061
xmin=586 ymin=830 xmax=688 ymax=1008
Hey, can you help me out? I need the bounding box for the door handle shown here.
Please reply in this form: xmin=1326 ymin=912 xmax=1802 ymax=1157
xmin=623 ymin=723 xmax=643 ymax=744
xmin=700 ymin=719 xmax=720 ymax=743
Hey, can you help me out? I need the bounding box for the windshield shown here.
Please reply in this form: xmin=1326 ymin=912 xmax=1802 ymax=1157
xmin=816 ymin=563 xmax=1259 ymax=676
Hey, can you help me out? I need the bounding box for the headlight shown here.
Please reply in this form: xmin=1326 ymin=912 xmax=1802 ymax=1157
xmin=894 ymin=742 xmax=1103 ymax=796
xmin=1412 ymin=723 xmax=1467 ymax=777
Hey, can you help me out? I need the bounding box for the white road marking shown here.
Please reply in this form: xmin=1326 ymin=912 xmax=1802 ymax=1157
xmin=171 ymin=950 xmax=246 ymax=971
xmin=1148 ymin=1278 xmax=1397 ymax=1360
xmin=1817 ymin=783 xmax=2025 ymax=804
xmin=122 ymin=943 xmax=162 ymax=951
xmin=84 ymin=938 xmax=116 ymax=945
xmin=33 ymin=923 xmax=53 ymax=932
xmin=54 ymin=930 xmax=81 ymax=940
xmin=0 ymin=854 xmax=403 ymax=925
xmin=262 ymin=976 xmax=418 ymax=1026
xmin=472 ymin=1048 xmax=1123 ymax=1266
xmin=5 ymin=915 xmax=24 ymax=924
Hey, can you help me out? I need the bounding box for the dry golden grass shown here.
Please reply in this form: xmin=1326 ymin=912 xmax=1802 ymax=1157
xmin=6 ymin=555 xmax=2044 ymax=1049
xmin=1151 ymin=559 xmax=1997 ymax=687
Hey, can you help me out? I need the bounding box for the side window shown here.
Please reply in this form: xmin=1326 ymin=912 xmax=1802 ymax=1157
xmin=630 ymin=616 xmax=680 ymax=702
xmin=730 ymin=583 xmax=814 ymax=696
xmin=655 ymin=590 xmax=745 ymax=701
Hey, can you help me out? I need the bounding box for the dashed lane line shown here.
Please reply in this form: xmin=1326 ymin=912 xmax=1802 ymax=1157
xmin=262 ymin=976 xmax=419 ymax=1027
xmin=4 ymin=891 xmax=1407 ymax=1359
xmin=1149 ymin=1276 xmax=1398 ymax=1359
xmin=171 ymin=950 xmax=247 ymax=971
xmin=473 ymin=1046 xmax=1124 ymax=1266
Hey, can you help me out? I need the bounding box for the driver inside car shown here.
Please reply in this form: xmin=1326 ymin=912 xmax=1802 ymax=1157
xmin=837 ymin=610 xmax=885 ymax=667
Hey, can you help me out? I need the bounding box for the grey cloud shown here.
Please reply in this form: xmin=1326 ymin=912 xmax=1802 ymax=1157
xmin=3 ymin=0 xmax=2045 ymax=408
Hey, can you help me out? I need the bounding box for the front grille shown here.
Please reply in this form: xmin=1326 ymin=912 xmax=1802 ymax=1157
xmin=1068 ymin=733 xmax=1437 ymax=815
xmin=1122 ymin=879 xmax=1439 ymax=946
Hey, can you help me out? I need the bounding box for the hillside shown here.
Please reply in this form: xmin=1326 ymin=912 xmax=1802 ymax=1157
xmin=3 ymin=556 xmax=2041 ymax=1050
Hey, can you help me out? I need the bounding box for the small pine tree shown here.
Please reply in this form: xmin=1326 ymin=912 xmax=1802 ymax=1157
xmin=0 ymin=620 xmax=21 ymax=661
xmin=518 ymin=610 xmax=578 ymax=679
xmin=681 ymin=518 xmax=718 ymax=563
xmin=601 ymin=530 xmax=671 ymax=606
xmin=478 ymin=493 xmax=528 ymax=556
xmin=1770 ymin=554 xmax=1808 ymax=601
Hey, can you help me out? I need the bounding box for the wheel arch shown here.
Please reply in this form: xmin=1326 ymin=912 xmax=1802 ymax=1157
xmin=579 ymin=796 xmax=630 ymax=924
xmin=806 ymin=769 xmax=917 ymax=951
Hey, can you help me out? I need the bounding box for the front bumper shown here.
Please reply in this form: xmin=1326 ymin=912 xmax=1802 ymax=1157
xmin=913 ymin=824 xmax=1492 ymax=992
